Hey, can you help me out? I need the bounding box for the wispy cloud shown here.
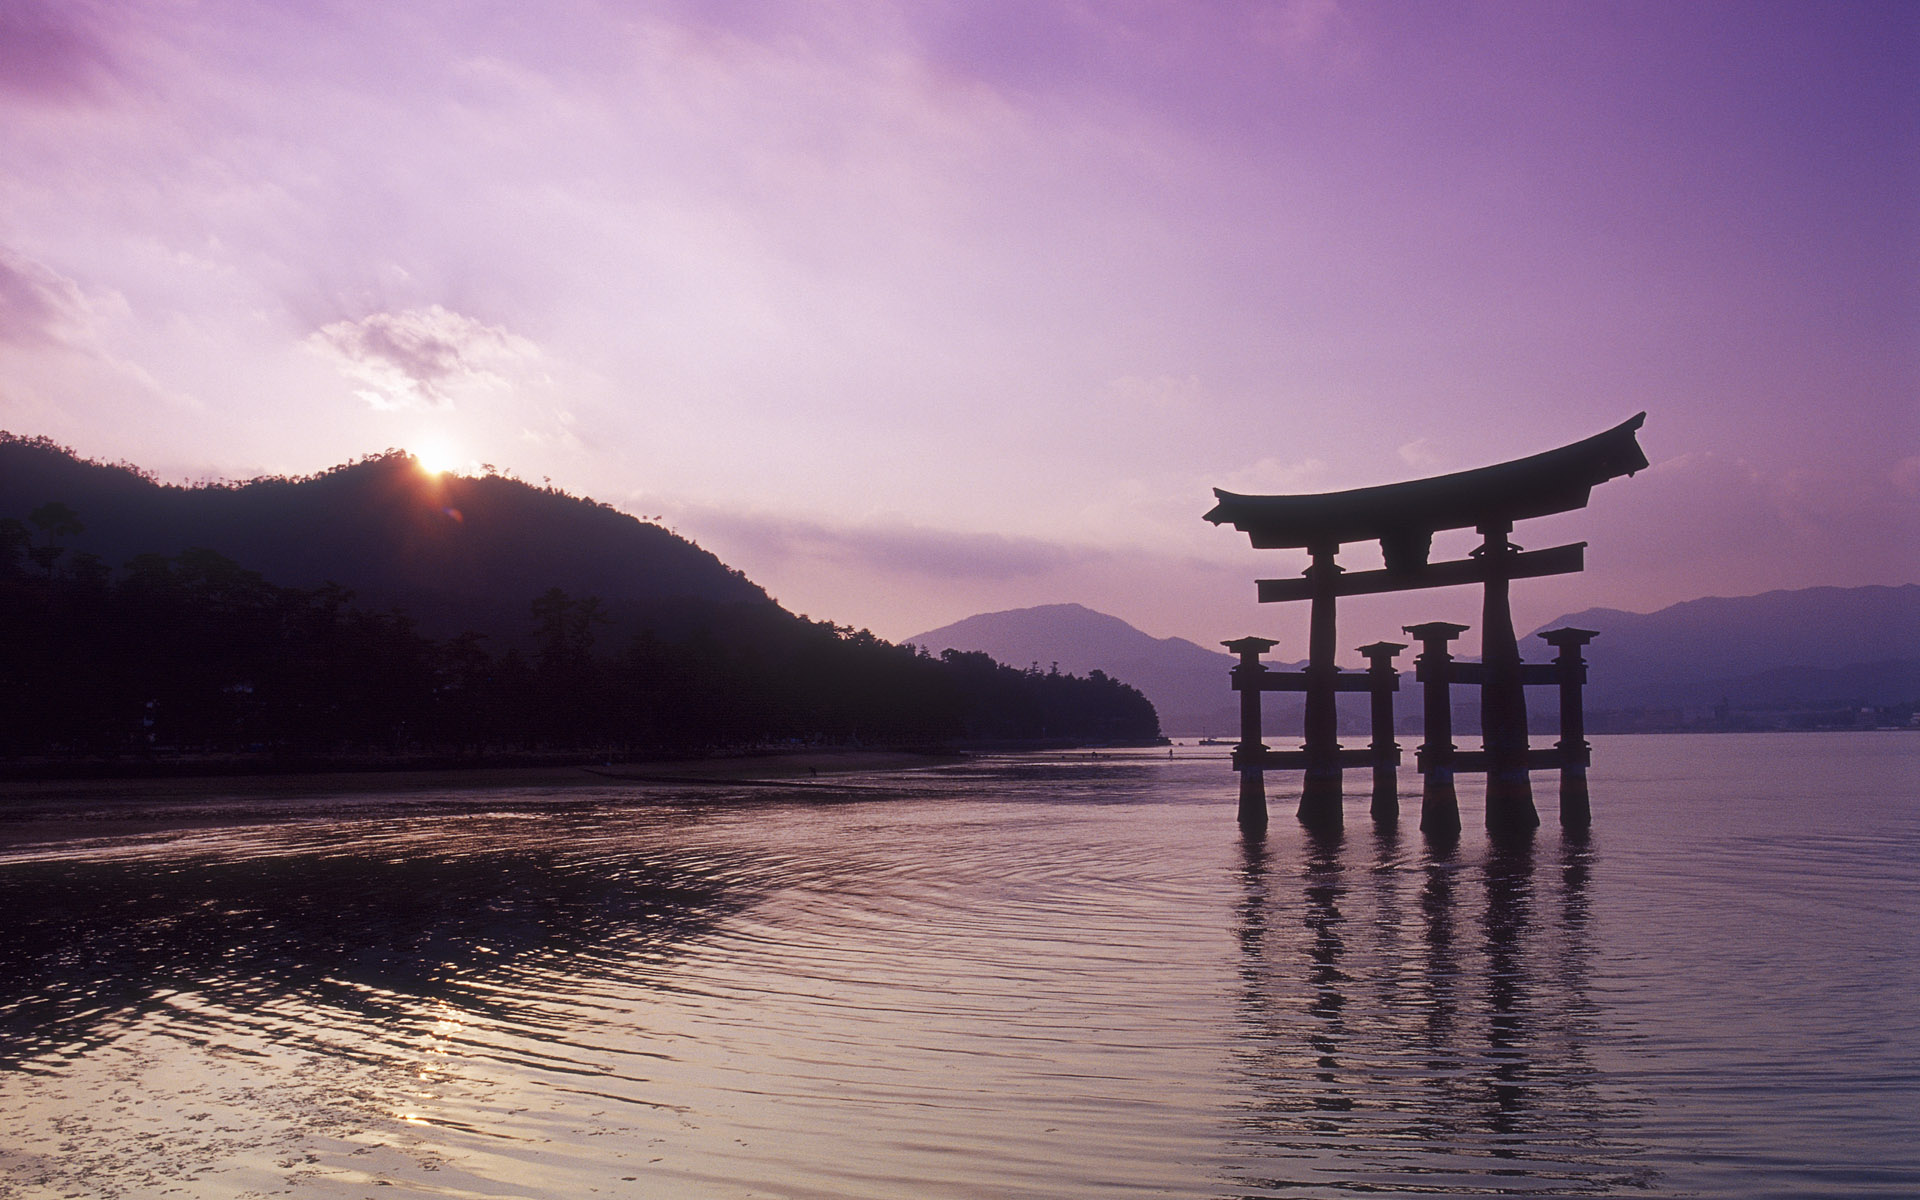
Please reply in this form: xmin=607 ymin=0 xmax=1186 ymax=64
xmin=1212 ymin=455 xmax=1329 ymax=495
xmin=0 ymin=246 xmax=89 ymax=348
xmin=677 ymin=506 xmax=1093 ymax=582
xmin=665 ymin=499 xmax=1264 ymax=645
xmin=1532 ymin=449 xmax=1920 ymax=615
xmin=306 ymin=305 xmax=540 ymax=412
xmin=1396 ymin=438 xmax=1441 ymax=470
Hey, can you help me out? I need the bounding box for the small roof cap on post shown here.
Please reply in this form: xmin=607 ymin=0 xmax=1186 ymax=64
xmin=1540 ymin=626 xmax=1600 ymax=647
xmin=1222 ymin=635 xmax=1280 ymax=655
xmin=1402 ymin=621 xmax=1470 ymax=641
xmin=1357 ymin=640 xmax=1408 ymax=658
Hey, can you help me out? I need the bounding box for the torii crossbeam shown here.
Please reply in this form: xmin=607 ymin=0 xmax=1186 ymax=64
xmin=1206 ymin=414 xmax=1646 ymax=835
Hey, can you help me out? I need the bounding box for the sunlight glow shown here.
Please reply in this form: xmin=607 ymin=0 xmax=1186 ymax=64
xmin=414 ymin=437 xmax=459 ymax=476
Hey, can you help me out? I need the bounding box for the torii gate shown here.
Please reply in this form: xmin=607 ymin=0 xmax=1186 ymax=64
xmin=1206 ymin=414 xmax=1646 ymax=835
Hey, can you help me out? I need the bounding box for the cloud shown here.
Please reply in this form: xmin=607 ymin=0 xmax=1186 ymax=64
xmin=1212 ymin=455 xmax=1329 ymax=495
xmin=678 ymin=506 xmax=1093 ymax=582
xmin=0 ymin=246 xmax=88 ymax=348
xmin=664 ymin=498 xmax=1272 ymax=646
xmin=1248 ymin=0 xmax=1364 ymax=72
xmin=1531 ymin=450 xmax=1920 ymax=616
xmin=911 ymin=0 xmax=1362 ymax=105
xmin=306 ymin=305 xmax=540 ymax=412
xmin=1396 ymin=438 xmax=1440 ymax=470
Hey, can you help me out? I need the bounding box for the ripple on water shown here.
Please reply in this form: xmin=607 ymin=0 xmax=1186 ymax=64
xmin=0 ymin=739 xmax=1915 ymax=1197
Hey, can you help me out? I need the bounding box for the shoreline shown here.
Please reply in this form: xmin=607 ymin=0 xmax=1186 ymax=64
xmin=0 ymin=735 xmax=1171 ymax=800
xmin=0 ymin=749 xmax=971 ymax=811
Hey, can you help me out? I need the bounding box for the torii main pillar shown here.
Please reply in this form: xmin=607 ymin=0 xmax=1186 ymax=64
xmin=1477 ymin=520 xmax=1539 ymax=830
xmin=1297 ymin=542 xmax=1344 ymax=828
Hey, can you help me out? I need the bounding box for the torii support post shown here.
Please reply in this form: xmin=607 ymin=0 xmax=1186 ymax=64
xmin=1298 ymin=543 xmax=1344 ymax=830
xmin=1358 ymin=640 xmax=1406 ymax=825
xmin=1224 ymin=636 xmax=1278 ymax=834
xmin=1406 ymin=622 xmax=1467 ymax=837
xmin=1477 ymin=522 xmax=1540 ymax=832
xmin=1541 ymin=627 xmax=1598 ymax=829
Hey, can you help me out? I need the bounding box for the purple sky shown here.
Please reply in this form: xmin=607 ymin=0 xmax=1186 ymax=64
xmin=2 ymin=1 xmax=1914 ymax=658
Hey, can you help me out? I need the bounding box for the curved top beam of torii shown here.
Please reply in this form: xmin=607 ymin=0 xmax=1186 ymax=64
xmin=1205 ymin=413 xmax=1647 ymax=568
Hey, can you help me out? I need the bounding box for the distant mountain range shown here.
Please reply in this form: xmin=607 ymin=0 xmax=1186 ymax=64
xmin=911 ymin=586 xmax=1920 ymax=735
xmin=1540 ymin=584 xmax=1920 ymax=712
xmin=0 ymin=433 xmax=770 ymax=646
xmin=907 ymin=604 xmax=1282 ymax=736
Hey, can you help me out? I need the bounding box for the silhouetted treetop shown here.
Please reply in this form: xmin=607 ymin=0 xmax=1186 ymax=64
xmin=0 ymin=433 xmax=768 ymax=644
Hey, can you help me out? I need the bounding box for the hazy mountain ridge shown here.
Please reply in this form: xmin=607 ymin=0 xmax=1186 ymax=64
xmin=907 ymin=603 xmax=1300 ymax=735
xmin=1532 ymin=583 xmax=1920 ymax=711
xmin=915 ymin=586 xmax=1919 ymax=736
xmin=0 ymin=433 xmax=770 ymax=644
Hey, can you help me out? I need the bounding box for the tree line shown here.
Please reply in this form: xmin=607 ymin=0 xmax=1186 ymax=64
xmin=0 ymin=506 xmax=1159 ymax=765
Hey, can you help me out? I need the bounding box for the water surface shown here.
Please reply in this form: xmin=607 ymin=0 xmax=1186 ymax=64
xmin=1 ymin=733 xmax=1914 ymax=1197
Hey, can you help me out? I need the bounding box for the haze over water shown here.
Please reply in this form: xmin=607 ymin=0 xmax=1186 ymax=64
xmin=1 ymin=733 xmax=1914 ymax=1197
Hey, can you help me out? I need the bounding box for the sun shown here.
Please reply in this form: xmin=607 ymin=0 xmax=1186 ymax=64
xmin=414 ymin=436 xmax=460 ymax=477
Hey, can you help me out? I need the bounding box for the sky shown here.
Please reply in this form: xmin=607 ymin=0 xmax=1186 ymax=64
xmin=2 ymin=0 xmax=1915 ymax=660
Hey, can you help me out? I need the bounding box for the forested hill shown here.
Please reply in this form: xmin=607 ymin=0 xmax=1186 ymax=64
xmin=0 ymin=432 xmax=767 ymax=643
xmin=0 ymin=434 xmax=1160 ymax=763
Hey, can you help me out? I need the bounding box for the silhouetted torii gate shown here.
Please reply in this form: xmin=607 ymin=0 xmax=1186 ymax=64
xmin=1206 ymin=414 xmax=1646 ymax=835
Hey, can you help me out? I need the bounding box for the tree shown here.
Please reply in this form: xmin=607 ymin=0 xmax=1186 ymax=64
xmin=26 ymin=502 xmax=83 ymax=576
xmin=0 ymin=517 xmax=28 ymax=577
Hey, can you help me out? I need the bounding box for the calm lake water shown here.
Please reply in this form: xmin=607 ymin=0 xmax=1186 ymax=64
xmin=0 ymin=733 xmax=1915 ymax=1198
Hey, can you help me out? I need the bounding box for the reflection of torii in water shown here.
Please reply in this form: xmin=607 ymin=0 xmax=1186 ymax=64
xmin=1206 ymin=414 xmax=1647 ymax=835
